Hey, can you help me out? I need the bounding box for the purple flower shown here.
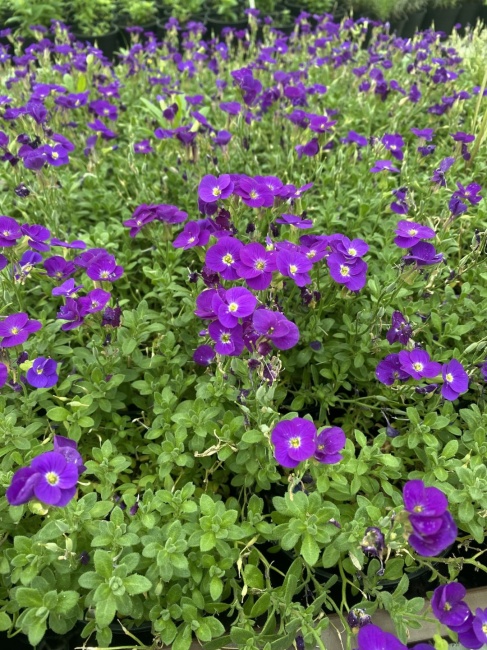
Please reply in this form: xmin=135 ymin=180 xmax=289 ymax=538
xmin=29 ymin=451 xmax=79 ymax=506
xmin=356 ymin=624 xmax=407 ymax=650
xmin=370 ymin=160 xmax=400 ymax=173
xmin=53 ymin=436 xmax=86 ymax=475
xmin=398 ymin=349 xmax=441 ymax=380
xmin=212 ymin=287 xmax=257 ymax=328
xmin=0 ymin=313 xmax=42 ymax=347
xmin=327 ymin=254 xmax=367 ymax=292
xmin=271 ymin=418 xmax=317 ymax=468
xmin=193 ymin=344 xmax=215 ymax=366
xmin=403 ymin=242 xmax=443 ymax=266
xmin=410 ymin=128 xmax=434 ymax=141
xmin=173 ymin=221 xmax=210 ymax=249
xmin=0 ymin=362 xmax=8 ymax=387
xmin=87 ymin=119 xmax=117 ymax=140
xmin=43 ymin=144 xmax=69 ymax=166
xmin=453 ymin=182 xmax=482 ymax=205
xmin=472 ymin=608 xmax=487 ymax=645
xmin=56 ymin=298 xmax=86 ymax=331
xmin=441 ymin=359 xmax=469 ymax=401
xmin=220 ymin=101 xmax=241 ymax=115
xmin=235 ymin=242 xmax=277 ymax=291
xmin=44 ymin=256 xmax=76 ymax=280
xmin=198 ymin=174 xmax=234 ymax=203
xmin=276 ymin=249 xmax=312 ymax=287
xmin=205 ymin=236 xmax=243 ymax=281
xmin=386 ymin=311 xmax=412 ymax=345
xmin=276 ymin=214 xmax=313 ymax=229
xmin=375 ymin=353 xmax=410 ymax=386
xmin=314 ymin=427 xmax=346 ymax=464
xmin=21 ymin=224 xmax=51 ymax=252
xmin=431 ymin=583 xmax=471 ymax=629
xmin=6 ymin=467 xmax=42 ymax=506
xmin=295 ymin=138 xmax=320 ymax=159
xmin=101 ymin=305 xmax=122 ymax=328
xmin=341 ymin=130 xmax=368 ymax=147
xmin=51 ymin=238 xmax=86 ymax=250
xmin=361 ymin=526 xmax=385 ymax=558
xmin=26 ymin=357 xmax=59 ymax=389
xmin=0 ymin=216 xmax=21 ymax=247
xmin=213 ymin=130 xmax=232 ymax=147
xmin=449 ymin=196 xmax=468 ymax=217
xmin=390 ymin=187 xmax=409 ymax=215
xmin=78 ymin=289 xmax=111 ymax=314
xmin=394 ymin=220 xmax=436 ymax=248
xmin=252 ymin=309 xmax=299 ymax=350
xmin=235 ymin=177 xmax=274 ymax=208
xmin=86 ymin=254 xmax=123 ymax=282
xmin=52 ymin=278 xmax=83 ymax=297
xmin=208 ymin=321 xmax=245 ymax=356
xmin=404 ymin=479 xmax=448 ymax=518
xmin=408 ymin=511 xmax=457 ymax=556
xmin=382 ymin=133 xmax=404 ymax=161
xmin=431 ymin=157 xmax=455 ymax=186
xmin=347 ymin=609 xmax=371 ymax=632
xmin=134 ymin=139 xmax=153 ymax=154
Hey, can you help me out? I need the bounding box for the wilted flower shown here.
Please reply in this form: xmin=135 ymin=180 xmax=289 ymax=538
xmin=386 ymin=311 xmax=412 ymax=345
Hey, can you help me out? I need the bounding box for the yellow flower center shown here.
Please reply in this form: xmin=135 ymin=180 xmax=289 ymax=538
xmin=228 ymin=302 xmax=238 ymax=312
xmin=408 ymin=229 xmax=418 ymax=236
xmin=188 ymin=237 xmax=195 ymax=243
xmin=444 ymin=602 xmax=452 ymax=611
xmin=46 ymin=471 xmax=59 ymax=485
xmin=3 ymin=230 xmax=10 ymax=236
xmin=10 ymin=327 xmax=20 ymax=335
xmin=340 ymin=265 xmax=350 ymax=277
xmin=100 ymin=271 xmax=110 ymax=279
xmin=412 ymin=362 xmax=423 ymax=372
xmin=222 ymin=254 xmax=234 ymax=266
xmin=348 ymin=248 xmax=357 ymax=256
xmin=36 ymin=367 xmax=44 ymax=375
xmin=221 ymin=333 xmax=231 ymax=343
xmin=307 ymin=250 xmax=316 ymax=259
xmin=413 ymin=505 xmax=423 ymax=513
xmin=212 ymin=187 xmax=221 ymax=197
xmin=51 ymin=151 xmax=59 ymax=159
xmin=250 ymin=190 xmax=258 ymax=199
xmin=255 ymin=260 xmax=265 ymax=270
xmin=289 ymin=436 xmax=301 ymax=449
xmin=445 ymin=373 xmax=453 ymax=383
xmin=289 ymin=264 xmax=298 ymax=274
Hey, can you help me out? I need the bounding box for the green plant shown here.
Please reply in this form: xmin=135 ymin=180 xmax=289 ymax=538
xmin=161 ymin=0 xmax=204 ymax=22
xmin=209 ymin=0 xmax=243 ymax=21
xmin=118 ymin=0 xmax=157 ymax=26
xmin=69 ymin=0 xmax=116 ymax=34
xmin=6 ymin=0 xmax=64 ymax=34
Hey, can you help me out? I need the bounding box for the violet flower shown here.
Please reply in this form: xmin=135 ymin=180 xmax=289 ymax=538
xmin=271 ymin=418 xmax=317 ymax=468
xmin=0 ymin=363 xmax=8 ymax=388
xmin=386 ymin=311 xmax=412 ymax=345
xmin=375 ymin=353 xmax=410 ymax=385
xmin=276 ymin=249 xmax=313 ymax=287
xmin=205 ymin=236 xmax=243 ymax=281
xmin=252 ymin=309 xmax=300 ymax=350
xmin=26 ymin=357 xmax=59 ymax=389
xmin=314 ymin=427 xmax=346 ymax=464
xmin=327 ymin=255 xmax=367 ymax=292
xmin=208 ymin=321 xmax=245 ymax=356
xmin=431 ymin=583 xmax=471 ymax=629
xmin=0 ymin=216 xmax=22 ymax=247
xmin=441 ymin=359 xmax=469 ymax=401
xmin=235 ymin=242 xmax=277 ymax=290
xmin=356 ymin=624 xmax=407 ymax=650
xmin=212 ymin=287 xmax=257 ymax=328
xmin=394 ymin=220 xmax=435 ymax=249
xmin=398 ymin=349 xmax=441 ymax=380
xmin=370 ymin=160 xmax=400 ymax=173
xmin=0 ymin=312 xmax=42 ymax=347
xmin=198 ymin=174 xmax=234 ymax=203
xmin=403 ymin=242 xmax=443 ymax=266
xmin=193 ymin=344 xmax=216 ymax=366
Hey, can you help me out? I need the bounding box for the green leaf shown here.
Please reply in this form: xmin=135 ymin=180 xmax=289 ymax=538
xmin=90 ymin=501 xmax=114 ymax=518
xmin=209 ymin=577 xmax=223 ymax=601
xmin=55 ymin=591 xmax=79 ymax=614
xmin=322 ymin=544 xmax=340 ymax=569
xmin=123 ymin=574 xmax=152 ymax=595
xmin=458 ymin=500 xmax=474 ymax=523
xmin=94 ymin=550 xmax=114 ymax=579
xmin=27 ymin=618 xmax=47 ymax=646
xmin=200 ymin=532 xmax=216 ymax=552
xmin=78 ymin=571 xmax=103 ymax=590
xmin=301 ymin=533 xmax=319 ymax=566
xmin=250 ymin=592 xmax=271 ymax=618
xmin=47 ymin=407 xmax=69 ymax=422
xmin=173 ymin=623 xmax=192 ymax=650
xmin=230 ymin=627 xmax=253 ymax=645
xmin=15 ymin=588 xmax=43 ymax=608
xmin=441 ymin=439 xmax=458 ymax=459
xmin=243 ymin=564 xmax=263 ymax=590
xmin=0 ymin=611 xmax=11 ymax=631
xmin=95 ymin=593 xmax=117 ymax=627
xmin=202 ymin=635 xmax=232 ymax=650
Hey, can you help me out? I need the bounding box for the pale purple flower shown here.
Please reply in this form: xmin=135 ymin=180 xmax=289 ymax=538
xmin=212 ymin=287 xmax=257 ymax=328
xmin=30 ymin=451 xmax=79 ymax=506
xmin=0 ymin=216 xmax=21 ymax=247
xmin=235 ymin=177 xmax=274 ymax=208
xmin=205 ymin=237 xmax=243 ymax=280
xmin=208 ymin=321 xmax=245 ymax=356
xmin=173 ymin=221 xmax=210 ymax=249
xmin=235 ymin=242 xmax=277 ymax=290
xmin=327 ymin=255 xmax=367 ymax=292
xmin=78 ymin=289 xmax=111 ymax=314
xmin=252 ymin=309 xmax=299 ymax=350
xmin=52 ymin=279 xmax=83 ymax=297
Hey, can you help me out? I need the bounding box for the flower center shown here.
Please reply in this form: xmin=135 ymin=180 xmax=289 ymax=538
xmin=408 ymin=229 xmax=418 ymax=236
xmin=340 ymin=265 xmax=350 ymax=277
xmin=212 ymin=187 xmax=221 ymax=197
xmin=444 ymin=602 xmax=452 ymax=612
xmin=255 ymin=260 xmax=265 ymax=270
xmin=220 ymin=333 xmax=231 ymax=343
xmin=228 ymin=302 xmax=238 ymax=312
xmin=412 ymin=362 xmax=424 ymax=372
xmin=10 ymin=327 xmax=20 ymax=335
xmin=36 ymin=367 xmax=44 ymax=375
xmin=250 ymin=190 xmax=258 ymax=199
xmin=188 ymin=237 xmax=195 ymax=243
xmin=46 ymin=471 xmax=59 ymax=485
xmin=289 ymin=264 xmax=298 ymax=275
xmin=445 ymin=373 xmax=453 ymax=383
xmin=307 ymin=250 xmax=316 ymax=259
xmin=100 ymin=271 xmax=110 ymax=279
xmin=3 ymin=230 xmax=10 ymax=236
xmin=348 ymin=248 xmax=357 ymax=256
xmin=289 ymin=436 xmax=301 ymax=449
xmin=482 ymin=623 xmax=487 ymax=635
xmin=413 ymin=505 xmax=423 ymax=513
xmin=222 ymin=253 xmax=234 ymax=266
xmin=51 ymin=151 xmax=59 ymax=159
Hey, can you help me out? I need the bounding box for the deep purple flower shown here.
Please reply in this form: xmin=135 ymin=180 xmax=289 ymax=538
xmin=56 ymin=298 xmax=86 ymax=330
xmin=394 ymin=220 xmax=436 ymax=248
xmin=382 ymin=134 xmax=404 ymax=161
xmin=390 ymin=187 xmax=409 ymax=215
xmin=26 ymin=357 xmax=59 ymax=389
xmin=403 ymin=242 xmax=443 ymax=266
xmin=329 ymin=235 xmax=369 ymax=260
xmin=431 ymin=157 xmax=455 ymax=186
xmin=314 ymin=427 xmax=346 ymax=464
xmin=15 ymin=184 xmax=30 ymax=198
xmin=235 ymin=177 xmax=274 ymax=208
xmin=370 ymin=160 xmax=400 ymax=173
xmin=212 ymin=287 xmax=257 ymax=328
xmin=408 ymin=511 xmax=457 ymax=556
xmin=356 ymin=624 xmax=407 ymax=650
xmin=398 ymin=349 xmax=441 ymax=380
xmin=0 ymin=216 xmax=21 ymax=247
xmin=193 ymin=344 xmax=216 ymax=366
xmin=101 ymin=305 xmax=122 ymax=328
xmin=449 ymin=195 xmax=468 ymax=217
xmin=0 ymin=362 xmax=8 ymax=387
xmin=375 ymin=353 xmax=410 ymax=385
xmin=6 ymin=467 xmax=42 ymax=506
xmin=347 ymin=608 xmax=371 ymax=632
xmin=271 ymin=418 xmax=317 ymax=468
xmin=386 ymin=311 xmax=412 ymax=345
xmin=89 ymin=99 xmax=117 ymax=121
xmin=252 ymin=309 xmax=299 ymax=350
xmin=134 ymin=139 xmax=153 ymax=154
xmin=21 ymin=224 xmax=50 ymax=252
xmin=276 ymin=249 xmax=312 ymax=287
xmin=453 ymin=182 xmax=482 ymax=205
xmin=53 ymin=436 xmax=86 ymax=475
xmin=327 ymin=254 xmax=367 ymax=292
xmin=213 ymin=130 xmax=232 ymax=147
xmin=220 ymin=101 xmax=241 ymax=115
xmin=198 ymin=174 xmax=234 ymax=203
xmin=431 ymin=583 xmax=471 ymax=629
xmin=78 ymin=289 xmax=111 ymax=314
xmin=195 ymin=289 xmax=218 ymax=320
xmin=295 ymin=138 xmax=320 ymax=159
xmin=52 ymin=278 xmax=83 ymax=297
xmin=51 ymin=238 xmax=86 ymax=250
xmin=418 ymin=145 xmax=436 ymax=157
xmin=87 ymin=119 xmax=117 ymax=140
xmin=44 ymin=256 xmax=75 ymax=280
xmin=0 ymin=313 xmax=42 ymax=347
xmin=43 ymin=145 xmax=69 ymax=166
xmin=30 ymin=451 xmax=79 ymax=506
xmin=472 ymin=608 xmax=487 ymax=645
xmin=208 ymin=321 xmax=244 ymax=356
xmin=205 ymin=237 xmax=243 ymax=281
xmin=276 ymin=214 xmax=313 ymax=229
xmin=410 ymin=128 xmax=434 ymax=141
xmin=341 ymin=130 xmax=368 ymax=147
xmin=86 ymin=254 xmax=123 ymax=282
xmin=441 ymin=359 xmax=469 ymax=401
xmin=404 ymin=479 xmax=448 ymax=518
xmin=235 ymin=242 xmax=277 ymax=291
xmin=173 ymin=221 xmax=211 ymax=249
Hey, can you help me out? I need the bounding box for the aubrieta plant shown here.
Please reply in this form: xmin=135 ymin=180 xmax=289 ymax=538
xmin=0 ymin=8 xmax=486 ymax=650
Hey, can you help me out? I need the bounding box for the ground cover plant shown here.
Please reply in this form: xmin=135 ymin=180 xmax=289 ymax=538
xmin=0 ymin=10 xmax=486 ymax=650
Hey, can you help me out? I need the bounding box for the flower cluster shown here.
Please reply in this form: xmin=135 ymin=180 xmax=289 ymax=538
xmin=270 ymin=418 xmax=346 ymax=468
xmin=6 ymin=436 xmax=85 ymax=507
xmin=394 ymin=220 xmax=443 ymax=267
xmin=431 ymin=582 xmax=487 ymax=649
xmin=403 ymin=479 xmax=457 ymax=556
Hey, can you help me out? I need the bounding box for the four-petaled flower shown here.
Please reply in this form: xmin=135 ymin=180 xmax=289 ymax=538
xmin=271 ymin=418 xmax=317 ymax=468
xmin=26 ymin=357 xmax=59 ymax=389
xmin=441 ymin=359 xmax=469 ymax=401
xmin=0 ymin=312 xmax=42 ymax=347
